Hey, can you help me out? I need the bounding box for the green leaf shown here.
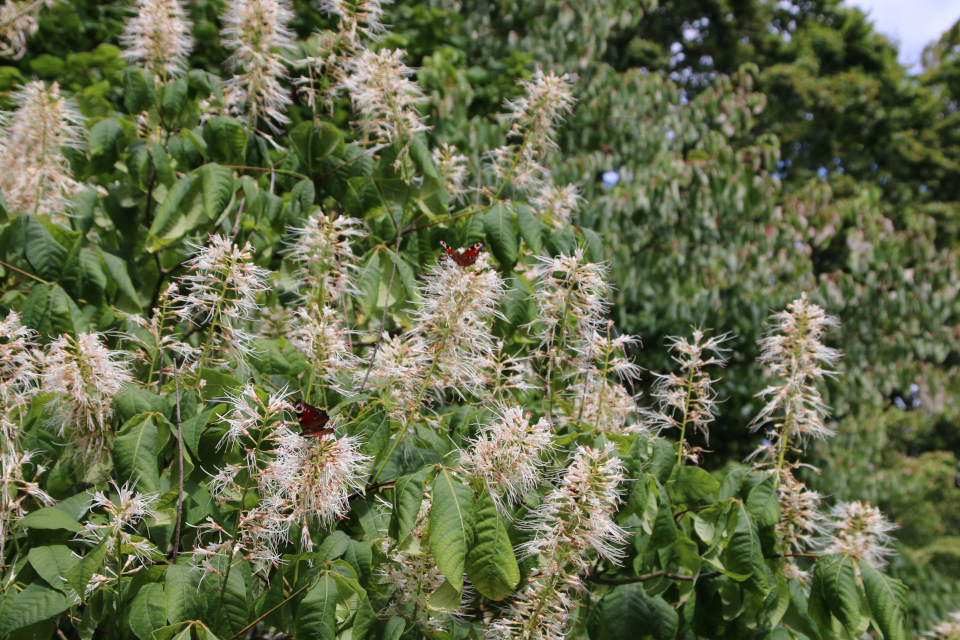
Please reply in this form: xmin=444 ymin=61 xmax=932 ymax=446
xmin=164 ymin=564 xmax=201 ymax=624
xmin=0 ymin=188 xmax=8 ymax=222
xmin=17 ymin=507 xmax=83 ymax=532
xmin=3 ymin=582 xmax=69 ymax=636
xmin=860 ymin=561 xmax=907 ymax=640
xmin=429 ymin=469 xmax=476 ymax=593
xmin=465 ymin=484 xmax=520 ymax=600
xmin=123 ymin=67 xmax=155 ymax=114
xmin=291 ymin=121 xmax=343 ymax=175
xmin=114 ymin=413 xmax=162 ymax=494
xmin=130 ymin=583 xmax=168 ymax=640
xmin=99 ymin=251 xmax=142 ymax=309
xmin=673 ymin=535 xmax=702 ymax=578
xmin=644 ymin=497 xmax=678 ymax=553
xmin=745 ymin=474 xmax=781 ymax=529
xmin=203 ymin=116 xmax=246 ymax=165
xmin=482 ymin=202 xmax=519 ymax=268
xmin=579 ymin=227 xmax=606 ymax=263
xmin=426 ymin=579 xmax=462 ymax=612
xmin=160 ymin=77 xmax=189 ymax=119
xmin=515 ymin=204 xmax=544 ymax=253
xmin=596 ymin=582 xmax=679 ymax=640
xmin=200 ymin=163 xmax=235 ymax=221
xmin=809 ymin=554 xmax=862 ymax=638
xmin=352 ymin=596 xmax=377 ymax=640
xmin=180 ymin=407 xmax=218 ymax=458
xmin=718 ymin=468 xmax=749 ymax=501
xmin=383 ymin=616 xmax=405 ymax=640
xmin=217 ymin=560 xmax=250 ymax=638
xmin=61 ymin=245 xmax=107 ymax=306
xmin=723 ymin=505 xmax=768 ymax=594
xmin=65 ymin=542 xmax=107 ymax=598
xmin=294 ymin=572 xmax=337 ymax=640
xmin=392 ymin=466 xmax=431 ymax=544
xmin=146 ymin=175 xmax=194 ymax=252
xmin=668 ymin=465 xmax=720 ymax=505
xmin=19 ymin=215 xmax=67 ymax=281
xmin=357 ymin=250 xmax=381 ymax=317
xmin=88 ymin=117 xmax=125 ymax=168
xmin=27 ymin=547 xmax=75 ymax=595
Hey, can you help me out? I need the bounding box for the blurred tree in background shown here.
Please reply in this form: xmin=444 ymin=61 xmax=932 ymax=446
xmin=2 ymin=0 xmax=959 ymax=635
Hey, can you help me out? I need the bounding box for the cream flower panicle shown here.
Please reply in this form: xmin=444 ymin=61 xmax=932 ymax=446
xmin=489 ymin=444 xmax=626 ymax=640
xmin=120 ymin=0 xmax=194 ymax=78
xmin=0 ymin=80 xmax=86 ymax=224
xmin=460 ymin=405 xmax=554 ymax=514
xmin=750 ymin=292 xmax=841 ymax=448
xmin=340 ymin=48 xmax=429 ymax=149
xmin=407 ymin=252 xmax=505 ymax=397
xmin=76 ymin=479 xmax=162 ymax=582
xmin=286 ymin=211 xmax=366 ymax=305
xmin=819 ymin=500 xmax=898 ymax=568
xmin=172 ymin=234 xmax=272 ymax=365
xmin=432 ymin=142 xmax=470 ymax=201
xmin=487 ymin=67 xmax=577 ymax=196
xmin=531 ymin=183 xmax=583 ymax=226
xmin=220 ymin=0 xmax=296 ymax=130
xmin=640 ymin=329 xmax=730 ymax=462
xmin=0 ymin=0 xmax=55 ymax=60
xmin=42 ymin=332 xmax=132 ymax=464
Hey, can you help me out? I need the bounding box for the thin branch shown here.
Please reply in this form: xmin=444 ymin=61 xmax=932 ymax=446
xmin=0 ymin=260 xmax=47 ymax=285
xmin=586 ymin=570 xmax=721 ymax=586
xmin=226 ymin=583 xmax=309 ymax=640
xmin=347 ymin=481 xmax=395 ymax=502
xmin=171 ymin=360 xmax=185 ymax=562
xmin=314 ymin=144 xmax=386 ymax=183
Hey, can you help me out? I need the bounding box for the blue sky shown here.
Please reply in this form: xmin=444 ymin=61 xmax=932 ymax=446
xmin=845 ymin=0 xmax=960 ymax=70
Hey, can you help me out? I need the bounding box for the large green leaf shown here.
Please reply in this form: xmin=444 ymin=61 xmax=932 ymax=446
xmin=88 ymin=117 xmax=125 ymax=169
xmin=860 ymin=561 xmax=907 ymax=640
xmin=61 ymin=245 xmax=107 ymax=306
xmin=291 ymin=121 xmax=343 ymax=174
xmin=482 ymin=202 xmax=519 ymax=268
xmin=164 ymin=564 xmax=202 ymax=624
xmin=215 ymin=560 xmax=250 ymax=638
xmin=146 ymin=175 xmax=194 ymax=252
xmin=27 ymin=546 xmax=76 ymax=595
xmin=65 ymin=542 xmax=107 ymax=598
xmin=123 ymin=67 xmax=155 ymax=114
xmin=391 ymin=466 xmax=431 ymax=544
xmin=745 ymin=473 xmax=781 ymax=529
xmin=644 ymin=497 xmax=678 ymax=553
xmin=294 ymin=572 xmax=337 ymax=640
xmin=203 ymin=116 xmax=246 ymax=165
xmin=809 ymin=554 xmax=861 ymax=638
xmin=668 ymin=465 xmax=720 ymax=505
xmin=17 ymin=215 xmax=67 ymax=281
xmin=595 ymin=582 xmax=679 ymax=640
xmin=429 ymin=469 xmax=476 ymax=593
xmin=515 ymin=204 xmax=545 ymax=254
xmin=465 ymin=484 xmax=520 ymax=600
xmin=200 ymin=163 xmax=235 ymax=221
xmin=3 ymin=582 xmax=69 ymax=636
xmin=722 ymin=504 xmax=768 ymax=594
xmin=17 ymin=507 xmax=84 ymax=533
xmin=130 ymin=583 xmax=168 ymax=640
xmin=113 ymin=413 xmax=162 ymax=494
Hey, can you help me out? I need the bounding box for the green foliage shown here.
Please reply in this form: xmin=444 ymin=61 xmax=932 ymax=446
xmin=0 ymin=0 xmax=954 ymax=638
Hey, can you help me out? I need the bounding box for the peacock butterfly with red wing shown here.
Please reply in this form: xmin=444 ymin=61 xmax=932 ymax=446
xmin=439 ymin=240 xmax=485 ymax=267
xmin=293 ymin=399 xmax=334 ymax=438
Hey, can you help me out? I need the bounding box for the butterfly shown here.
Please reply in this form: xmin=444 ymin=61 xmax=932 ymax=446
xmin=293 ymin=399 xmax=334 ymax=438
xmin=439 ymin=240 xmax=485 ymax=267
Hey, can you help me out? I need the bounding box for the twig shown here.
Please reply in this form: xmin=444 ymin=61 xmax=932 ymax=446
xmin=347 ymin=481 xmax=395 ymax=502
xmin=346 ymin=197 xmax=404 ymax=419
xmin=0 ymin=260 xmax=47 ymax=285
xmin=586 ymin=570 xmax=721 ymax=586
xmin=171 ymin=360 xmax=185 ymax=562
xmin=226 ymin=583 xmax=309 ymax=640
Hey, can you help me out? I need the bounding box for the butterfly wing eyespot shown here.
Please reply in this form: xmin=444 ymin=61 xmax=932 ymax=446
xmin=294 ymin=398 xmax=333 ymax=438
